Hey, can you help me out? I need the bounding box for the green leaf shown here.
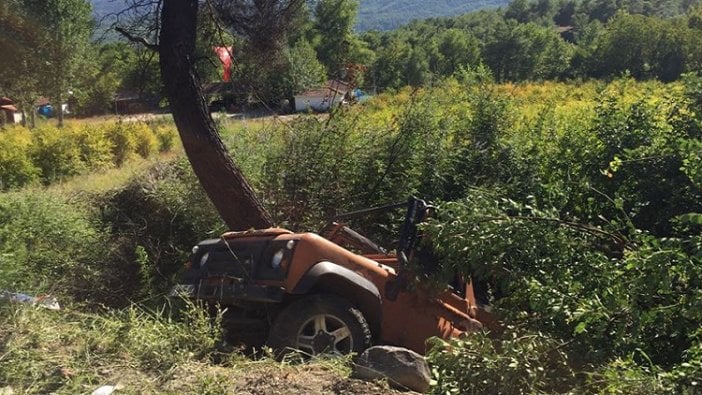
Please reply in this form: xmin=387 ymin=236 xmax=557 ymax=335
xmin=677 ymin=213 xmax=702 ymax=225
xmin=574 ymin=321 xmax=588 ymax=334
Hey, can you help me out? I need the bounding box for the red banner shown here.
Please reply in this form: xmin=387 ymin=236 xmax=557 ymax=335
xmin=214 ymin=46 xmax=233 ymax=82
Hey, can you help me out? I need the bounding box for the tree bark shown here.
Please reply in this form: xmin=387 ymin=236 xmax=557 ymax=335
xmin=159 ymin=0 xmax=273 ymax=231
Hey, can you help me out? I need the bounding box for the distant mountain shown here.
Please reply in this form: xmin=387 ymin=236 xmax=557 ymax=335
xmin=91 ymin=0 xmax=126 ymax=20
xmin=357 ymin=0 xmax=507 ymax=31
xmin=91 ymin=0 xmax=508 ymax=32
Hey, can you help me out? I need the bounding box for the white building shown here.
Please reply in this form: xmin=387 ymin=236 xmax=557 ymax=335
xmin=294 ymin=80 xmax=350 ymax=113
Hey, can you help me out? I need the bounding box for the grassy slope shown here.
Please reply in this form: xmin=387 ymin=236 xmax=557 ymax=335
xmin=0 ymin=115 xmax=396 ymax=395
xmin=0 ymin=304 xmax=405 ymax=394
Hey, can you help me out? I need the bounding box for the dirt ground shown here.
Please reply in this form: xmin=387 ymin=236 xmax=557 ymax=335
xmin=228 ymin=364 xmax=414 ymax=395
xmin=100 ymin=361 xmax=418 ymax=395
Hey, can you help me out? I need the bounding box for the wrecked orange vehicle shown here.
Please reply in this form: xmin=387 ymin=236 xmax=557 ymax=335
xmin=172 ymin=198 xmax=488 ymax=355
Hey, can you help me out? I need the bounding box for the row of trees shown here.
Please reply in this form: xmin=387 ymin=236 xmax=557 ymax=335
xmin=0 ymin=0 xmax=162 ymax=122
xmin=363 ymin=1 xmax=702 ymax=89
xmin=220 ymin=0 xmax=702 ymax=95
xmin=0 ymin=0 xmax=359 ymax=118
xmin=175 ymin=0 xmax=702 ymax=102
xmin=4 ymin=0 xmax=702 ymax=119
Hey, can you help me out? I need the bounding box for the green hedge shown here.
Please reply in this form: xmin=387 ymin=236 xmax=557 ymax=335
xmin=0 ymin=121 xmax=177 ymax=190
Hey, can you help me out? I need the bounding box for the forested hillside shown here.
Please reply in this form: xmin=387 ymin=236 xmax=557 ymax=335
xmin=78 ymin=0 xmax=702 ymax=119
xmin=91 ymin=0 xmax=509 ymax=31
xmin=356 ymin=0 xmax=506 ymax=31
xmin=363 ymin=0 xmax=702 ymax=89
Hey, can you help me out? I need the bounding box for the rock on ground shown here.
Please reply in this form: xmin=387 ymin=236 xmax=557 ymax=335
xmin=352 ymin=346 xmax=431 ymax=393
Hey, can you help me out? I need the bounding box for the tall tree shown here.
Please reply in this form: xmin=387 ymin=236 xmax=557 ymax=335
xmin=0 ymin=0 xmax=42 ymax=126
xmin=312 ymin=0 xmax=360 ymax=77
xmin=117 ymin=0 xmax=304 ymax=230
xmin=157 ymin=0 xmax=275 ymax=230
xmin=432 ymin=29 xmax=480 ymax=76
xmin=211 ymin=0 xmax=308 ymax=105
xmin=285 ymin=39 xmax=327 ymax=97
xmin=212 ymin=0 xmax=306 ymax=55
xmin=24 ymin=0 xmax=93 ymax=126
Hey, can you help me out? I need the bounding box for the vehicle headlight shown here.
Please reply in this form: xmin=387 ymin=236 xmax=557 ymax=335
xmin=192 ymin=245 xmax=199 ymax=255
xmin=271 ymin=250 xmax=285 ymax=269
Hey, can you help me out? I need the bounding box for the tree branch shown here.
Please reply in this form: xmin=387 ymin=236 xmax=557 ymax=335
xmin=115 ymin=26 xmax=159 ymax=51
xmin=475 ymin=215 xmax=630 ymax=247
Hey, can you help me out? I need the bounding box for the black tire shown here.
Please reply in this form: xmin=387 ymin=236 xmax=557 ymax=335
xmin=267 ymin=294 xmax=372 ymax=358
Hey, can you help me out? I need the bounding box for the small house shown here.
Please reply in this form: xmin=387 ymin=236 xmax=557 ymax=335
xmin=294 ymin=80 xmax=350 ymax=113
xmin=0 ymin=97 xmax=23 ymax=124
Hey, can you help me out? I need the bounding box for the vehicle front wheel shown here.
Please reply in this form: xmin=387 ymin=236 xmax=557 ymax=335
xmin=267 ymin=294 xmax=372 ymax=357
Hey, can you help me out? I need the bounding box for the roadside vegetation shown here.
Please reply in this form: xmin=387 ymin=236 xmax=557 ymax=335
xmin=0 ymin=121 xmax=177 ymax=190
xmin=2 ymin=0 xmax=702 ymax=392
xmin=1 ymin=73 xmax=700 ymax=393
xmin=5 ymin=0 xmax=702 ymax=121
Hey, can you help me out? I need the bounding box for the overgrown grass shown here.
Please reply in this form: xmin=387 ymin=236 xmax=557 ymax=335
xmin=0 ymin=301 xmax=226 ymax=394
xmin=0 ymin=302 xmax=376 ymax=394
xmin=2 ymin=76 xmax=701 ymax=393
xmin=46 ymin=151 xmax=180 ymax=195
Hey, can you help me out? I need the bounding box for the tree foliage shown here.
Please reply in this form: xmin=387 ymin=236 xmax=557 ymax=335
xmin=255 ymin=75 xmax=702 ymax=392
xmin=22 ymin=0 xmax=93 ymax=125
xmin=311 ymin=0 xmax=361 ymax=76
xmin=362 ymin=0 xmax=702 ymax=90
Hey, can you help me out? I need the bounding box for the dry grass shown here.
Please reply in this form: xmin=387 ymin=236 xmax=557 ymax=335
xmin=0 ymin=303 xmax=409 ymax=395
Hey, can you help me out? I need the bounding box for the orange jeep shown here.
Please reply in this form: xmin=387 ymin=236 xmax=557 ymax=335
xmin=172 ymin=198 xmax=487 ymax=355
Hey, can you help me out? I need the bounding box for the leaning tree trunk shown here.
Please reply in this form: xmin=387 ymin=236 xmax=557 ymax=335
xmin=159 ymin=0 xmax=273 ymax=231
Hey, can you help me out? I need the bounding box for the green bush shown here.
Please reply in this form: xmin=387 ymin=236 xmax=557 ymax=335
xmin=73 ymin=123 xmax=114 ymax=170
xmin=0 ymin=191 xmax=104 ymax=294
xmin=153 ymin=123 xmax=178 ymax=153
xmin=99 ymin=159 xmax=225 ymax=298
xmin=428 ymin=329 xmax=574 ymax=394
xmin=0 ymin=126 xmax=39 ymax=190
xmin=133 ymin=122 xmax=159 ymax=158
xmin=0 ymin=120 xmax=175 ymax=191
xmin=106 ymin=121 xmax=136 ymax=166
xmin=0 ymin=158 xmax=224 ymax=304
xmin=30 ymin=125 xmax=85 ymax=184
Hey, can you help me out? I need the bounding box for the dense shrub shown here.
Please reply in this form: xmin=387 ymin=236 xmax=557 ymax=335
xmin=132 ymin=122 xmax=159 ymax=158
xmin=0 ymin=192 xmax=104 ymax=294
xmin=0 ymin=126 xmax=39 ymax=189
xmin=423 ymin=196 xmax=702 ymax=373
xmin=247 ymin=77 xmax=702 ymax=392
xmin=99 ymin=159 xmax=225 ymax=298
xmin=107 ymin=121 xmax=137 ymax=166
xmin=154 ymin=122 xmax=178 ymax=152
xmin=0 ymin=121 xmax=177 ymax=190
xmin=30 ymin=124 xmax=86 ymax=183
xmin=0 ymin=157 xmax=222 ymax=304
xmin=428 ymin=329 xmax=575 ymax=394
xmin=73 ymin=123 xmax=114 ymax=170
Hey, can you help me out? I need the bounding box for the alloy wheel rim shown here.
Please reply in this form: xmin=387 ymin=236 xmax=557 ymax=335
xmin=296 ymin=313 xmax=353 ymax=355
